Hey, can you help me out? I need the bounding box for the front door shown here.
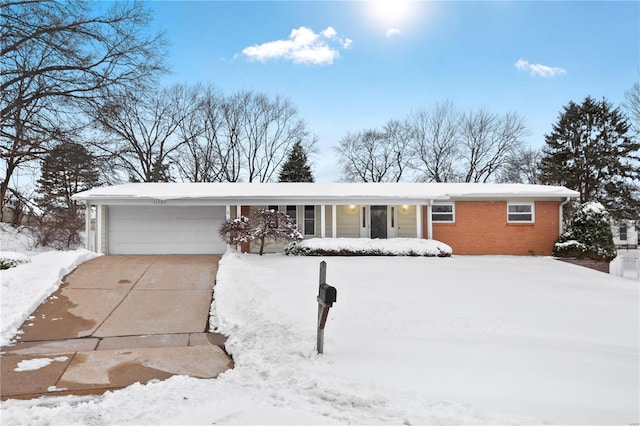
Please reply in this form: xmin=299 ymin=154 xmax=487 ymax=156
xmin=370 ymin=205 xmax=388 ymax=239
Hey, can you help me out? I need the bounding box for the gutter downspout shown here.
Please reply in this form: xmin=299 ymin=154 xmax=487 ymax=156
xmin=559 ymin=197 xmax=571 ymax=236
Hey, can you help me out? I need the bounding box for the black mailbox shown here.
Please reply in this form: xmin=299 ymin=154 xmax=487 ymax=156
xmin=318 ymin=283 xmax=337 ymax=304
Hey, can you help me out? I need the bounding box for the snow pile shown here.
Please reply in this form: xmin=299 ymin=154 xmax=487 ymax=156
xmin=286 ymin=237 xmax=452 ymax=257
xmin=0 ymin=249 xmax=99 ymax=346
xmin=0 ymin=223 xmax=40 ymax=254
xmin=0 ymin=251 xmax=31 ymax=269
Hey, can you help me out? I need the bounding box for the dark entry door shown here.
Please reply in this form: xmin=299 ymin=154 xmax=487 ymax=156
xmin=370 ymin=205 xmax=387 ymax=239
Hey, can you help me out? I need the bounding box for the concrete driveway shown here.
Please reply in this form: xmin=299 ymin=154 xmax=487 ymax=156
xmin=0 ymin=255 xmax=233 ymax=400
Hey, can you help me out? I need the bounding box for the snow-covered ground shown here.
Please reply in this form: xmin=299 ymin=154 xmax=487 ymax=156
xmin=2 ymin=247 xmax=638 ymax=425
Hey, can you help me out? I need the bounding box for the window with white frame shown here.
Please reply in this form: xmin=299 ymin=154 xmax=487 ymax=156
xmin=507 ymin=202 xmax=534 ymax=223
xmin=304 ymin=205 xmax=315 ymax=235
xmin=619 ymin=224 xmax=628 ymax=241
xmin=432 ymin=203 xmax=455 ymax=223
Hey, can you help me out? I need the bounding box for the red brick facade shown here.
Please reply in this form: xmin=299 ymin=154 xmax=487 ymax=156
xmin=427 ymin=201 xmax=561 ymax=256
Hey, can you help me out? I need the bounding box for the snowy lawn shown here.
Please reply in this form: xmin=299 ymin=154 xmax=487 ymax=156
xmin=1 ymin=252 xmax=638 ymax=425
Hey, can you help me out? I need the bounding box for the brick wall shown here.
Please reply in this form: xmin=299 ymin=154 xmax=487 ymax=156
xmin=429 ymin=201 xmax=561 ymax=255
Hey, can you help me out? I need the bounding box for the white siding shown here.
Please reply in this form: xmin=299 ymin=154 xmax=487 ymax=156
xmin=398 ymin=205 xmax=417 ymax=238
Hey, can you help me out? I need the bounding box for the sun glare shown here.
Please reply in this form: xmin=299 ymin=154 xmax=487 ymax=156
xmin=371 ymin=0 xmax=411 ymax=25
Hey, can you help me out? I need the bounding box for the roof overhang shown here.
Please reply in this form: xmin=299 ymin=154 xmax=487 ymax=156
xmin=72 ymin=182 xmax=580 ymax=205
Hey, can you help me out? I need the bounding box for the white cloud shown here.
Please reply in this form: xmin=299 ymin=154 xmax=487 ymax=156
xmin=242 ymin=26 xmax=350 ymax=65
xmin=343 ymin=38 xmax=353 ymax=49
xmin=514 ymin=58 xmax=566 ymax=78
xmin=386 ymin=28 xmax=401 ymax=38
xmin=322 ymin=26 xmax=337 ymax=39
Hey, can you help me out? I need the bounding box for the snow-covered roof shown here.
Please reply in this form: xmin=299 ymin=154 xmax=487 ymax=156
xmin=72 ymin=182 xmax=579 ymax=205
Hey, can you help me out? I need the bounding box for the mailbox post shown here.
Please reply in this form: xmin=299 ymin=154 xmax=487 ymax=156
xmin=316 ymin=261 xmax=337 ymax=354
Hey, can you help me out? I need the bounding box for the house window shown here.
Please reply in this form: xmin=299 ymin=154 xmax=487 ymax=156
xmin=507 ymin=202 xmax=534 ymax=223
xmin=619 ymin=224 xmax=628 ymax=241
xmin=432 ymin=203 xmax=455 ymax=223
xmin=286 ymin=205 xmax=297 ymax=225
xmin=304 ymin=205 xmax=315 ymax=235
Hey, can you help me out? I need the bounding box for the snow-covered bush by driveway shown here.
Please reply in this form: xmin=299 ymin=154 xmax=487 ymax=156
xmin=285 ymin=238 xmax=453 ymax=257
xmin=0 ymin=251 xmax=31 ymax=269
xmin=553 ymin=201 xmax=617 ymax=261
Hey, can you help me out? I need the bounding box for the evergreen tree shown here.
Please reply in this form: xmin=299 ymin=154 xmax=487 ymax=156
xmin=553 ymin=201 xmax=617 ymax=261
xmin=36 ymin=142 xmax=100 ymax=248
xmin=278 ymin=141 xmax=314 ymax=182
xmin=539 ymin=96 xmax=640 ymax=221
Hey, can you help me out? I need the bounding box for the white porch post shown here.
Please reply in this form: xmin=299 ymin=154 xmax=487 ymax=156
xmin=236 ymin=205 xmax=242 ymax=218
xmin=84 ymin=201 xmax=91 ymax=250
xmin=96 ymin=204 xmax=103 ymax=254
xmin=225 ymin=205 xmax=231 ymax=251
xmin=427 ymin=201 xmax=433 ymax=239
xmin=331 ymin=204 xmax=337 ymax=238
xmin=321 ymin=204 xmax=326 ymax=238
xmin=416 ymin=204 xmax=423 ymax=239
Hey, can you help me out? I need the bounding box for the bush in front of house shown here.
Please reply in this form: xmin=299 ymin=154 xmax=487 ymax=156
xmin=285 ymin=238 xmax=453 ymax=257
xmin=219 ymin=209 xmax=303 ymax=255
xmin=553 ymin=201 xmax=617 ymax=262
xmin=0 ymin=252 xmax=31 ymax=270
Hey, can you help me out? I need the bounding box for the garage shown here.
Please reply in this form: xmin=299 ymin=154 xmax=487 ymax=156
xmin=107 ymin=205 xmax=227 ymax=254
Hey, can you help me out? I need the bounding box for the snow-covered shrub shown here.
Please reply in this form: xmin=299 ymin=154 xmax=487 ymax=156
xmin=553 ymin=201 xmax=617 ymax=261
xmin=219 ymin=209 xmax=303 ymax=255
xmin=285 ymin=238 xmax=453 ymax=257
xmin=0 ymin=251 xmax=31 ymax=270
xmin=219 ymin=216 xmax=253 ymax=246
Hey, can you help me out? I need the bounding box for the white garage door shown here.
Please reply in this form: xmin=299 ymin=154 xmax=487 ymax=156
xmin=108 ymin=206 xmax=227 ymax=254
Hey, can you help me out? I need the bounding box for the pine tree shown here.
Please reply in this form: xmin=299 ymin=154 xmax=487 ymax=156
xmin=278 ymin=141 xmax=314 ymax=182
xmin=539 ymin=96 xmax=640 ymax=221
xmin=36 ymin=142 xmax=100 ymax=248
xmin=553 ymin=201 xmax=617 ymax=261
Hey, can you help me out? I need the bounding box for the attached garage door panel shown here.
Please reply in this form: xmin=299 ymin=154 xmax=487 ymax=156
xmin=108 ymin=206 xmax=226 ymax=254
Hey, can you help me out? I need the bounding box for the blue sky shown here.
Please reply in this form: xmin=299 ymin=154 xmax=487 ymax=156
xmin=150 ymin=1 xmax=639 ymax=182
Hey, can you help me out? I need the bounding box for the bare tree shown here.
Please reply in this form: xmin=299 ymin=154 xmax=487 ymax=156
xmin=408 ymin=101 xmax=460 ymax=182
xmin=383 ymin=119 xmax=415 ymax=181
xmin=497 ymin=146 xmax=542 ymax=184
xmin=90 ymin=85 xmax=199 ymax=182
xmin=458 ymin=109 xmax=528 ymax=182
xmin=1 ymin=0 xmax=165 ymax=212
xmin=335 ymin=126 xmax=410 ymax=182
xmin=172 ymin=89 xmax=314 ymax=183
xmin=239 ymin=92 xmax=313 ymax=182
xmin=623 ymin=82 xmax=640 ymax=137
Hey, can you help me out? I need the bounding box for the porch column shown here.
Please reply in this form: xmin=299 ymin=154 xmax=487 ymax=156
xmin=85 ymin=201 xmax=91 ymax=250
xmin=236 ymin=205 xmax=242 ymax=218
xmin=96 ymin=204 xmax=103 ymax=254
xmin=426 ymin=201 xmax=433 ymax=239
xmin=416 ymin=204 xmax=423 ymax=238
xmin=225 ymin=205 xmax=231 ymax=220
xmin=331 ymin=204 xmax=337 ymax=238
xmin=321 ymin=204 xmax=326 ymax=237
